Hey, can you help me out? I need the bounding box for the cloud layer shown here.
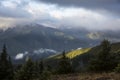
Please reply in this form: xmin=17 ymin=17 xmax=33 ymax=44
xmin=38 ymin=0 xmax=120 ymax=14
xmin=0 ymin=0 xmax=120 ymax=30
xmin=15 ymin=48 xmax=57 ymax=60
xmin=38 ymin=0 xmax=120 ymax=6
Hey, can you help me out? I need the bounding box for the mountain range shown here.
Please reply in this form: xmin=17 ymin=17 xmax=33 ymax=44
xmin=0 ymin=24 xmax=120 ymax=61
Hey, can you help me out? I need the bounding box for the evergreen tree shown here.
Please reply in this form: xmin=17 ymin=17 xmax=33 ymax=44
xmin=34 ymin=60 xmax=44 ymax=78
xmin=39 ymin=60 xmax=44 ymax=74
xmin=89 ymin=40 xmax=116 ymax=72
xmin=34 ymin=61 xmax=40 ymax=77
xmin=57 ymin=51 xmax=73 ymax=74
xmin=0 ymin=44 xmax=14 ymax=80
xmin=14 ymin=58 xmax=36 ymax=80
xmin=46 ymin=65 xmax=52 ymax=72
xmin=8 ymin=56 xmax=14 ymax=79
xmin=37 ymin=60 xmax=51 ymax=80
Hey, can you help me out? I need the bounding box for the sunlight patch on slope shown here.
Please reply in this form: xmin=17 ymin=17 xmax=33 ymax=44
xmin=66 ymin=48 xmax=91 ymax=59
xmin=50 ymin=48 xmax=91 ymax=59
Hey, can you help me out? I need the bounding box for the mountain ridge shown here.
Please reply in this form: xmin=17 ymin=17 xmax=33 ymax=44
xmin=0 ymin=24 xmax=120 ymax=61
xmin=45 ymin=42 xmax=120 ymax=69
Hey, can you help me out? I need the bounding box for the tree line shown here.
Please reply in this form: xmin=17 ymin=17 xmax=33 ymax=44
xmin=89 ymin=40 xmax=120 ymax=72
xmin=0 ymin=40 xmax=120 ymax=80
xmin=0 ymin=44 xmax=73 ymax=80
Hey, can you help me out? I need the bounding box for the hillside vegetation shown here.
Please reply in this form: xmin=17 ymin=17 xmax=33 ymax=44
xmin=1 ymin=40 xmax=120 ymax=80
xmin=48 ymin=48 xmax=91 ymax=59
xmin=46 ymin=42 xmax=120 ymax=71
xmin=49 ymin=42 xmax=120 ymax=60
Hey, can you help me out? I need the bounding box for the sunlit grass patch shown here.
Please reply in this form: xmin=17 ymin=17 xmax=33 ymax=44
xmin=48 ymin=48 xmax=91 ymax=59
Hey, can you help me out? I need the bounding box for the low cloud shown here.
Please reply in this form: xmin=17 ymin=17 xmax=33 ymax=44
xmin=14 ymin=49 xmax=57 ymax=60
xmin=15 ymin=51 xmax=29 ymax=60
xmin=33 ymin=48 xmax=57 ymax=54
xmin=15 ymin=53 xmax=24 ymax=60
xmin=0 ymin=0 xmax=120 ymax=31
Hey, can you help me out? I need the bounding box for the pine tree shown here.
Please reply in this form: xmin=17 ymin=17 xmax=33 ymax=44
xmin=0 ymin=44 xmax=14 ymax=80
xmin=57 ymin=51 xmax=73 ymax=74
xmin=39 ymin=60 xmax=44 ymax=74
xmin=89 ymin=40 xmax=116 ymax=72
xmin=36 ymin=60 xmax=51 ymax=80
xmin=8 ymin=56 xmax=14 ymax=79
xmin=34 ymin=60 xmax=44 ymax=78
xmin=14 ymin=58 xmax=36 ymax=80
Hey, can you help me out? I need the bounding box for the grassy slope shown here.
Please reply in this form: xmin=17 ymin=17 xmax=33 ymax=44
xmin=49 ymin=42 xmax=120 ymax=59
xmin=48 ymin=48 xmax=91 ymax=59
xmin=45 ymin=42 xmax=120 ymax=69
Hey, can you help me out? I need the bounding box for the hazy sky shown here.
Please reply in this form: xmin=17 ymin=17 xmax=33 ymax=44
xmin=0 ymin=0 xmax=120 ymax=30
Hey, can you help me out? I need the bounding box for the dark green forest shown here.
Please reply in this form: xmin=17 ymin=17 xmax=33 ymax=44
xmin=0 ymin=40 xmax=120 ymax=80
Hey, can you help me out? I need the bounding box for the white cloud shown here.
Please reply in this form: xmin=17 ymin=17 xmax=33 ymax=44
xmin=0 ymin=17 xmax=32 ymax=30
xmin=24 ymin=51 xmax=29 ymax=55
xmin=33 ymin=48 xmax=57 ymax=54
xmin=15 ymin=51 xmax=29 ymax=60
xmin=0 ymin=0 xmax=120 ymax=30
xmin=15 ymin=53 xmax=24 ymax=60
xmin=24 ymin=2 xmax=120 ymax=30
xmin=2 ymin=1 xmax=17 ymax=9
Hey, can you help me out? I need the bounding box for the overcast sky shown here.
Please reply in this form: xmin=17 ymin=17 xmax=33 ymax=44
xmin=0 ymin=0 xmax=120 ymax=30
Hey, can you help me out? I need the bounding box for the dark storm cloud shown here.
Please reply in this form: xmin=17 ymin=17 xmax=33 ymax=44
xmin=37 ymin=0 xmax=120 ymax=6
xmin=37 ymin=0 xmax=120 ymax=14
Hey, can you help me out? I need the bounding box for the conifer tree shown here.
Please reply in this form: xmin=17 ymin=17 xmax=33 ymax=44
xmin=39 ymin=60 xmax=44 ymax=74
xmin=89 ymin=40 xmax=116 ymax=72
xmin=34 ymin=60 xmax=44 ymax=78
xmin=8 ymin=56 xmax=14 ymax=79
xmin=57 ymin=51 xmax=73 ymax=74
xmin=0 ymin=44 xmax=14 ymax=80
xmin=37 ymin=60 xmax=51 ymax=80
xmin=14 ymin=58 xmax=36 ymax=80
